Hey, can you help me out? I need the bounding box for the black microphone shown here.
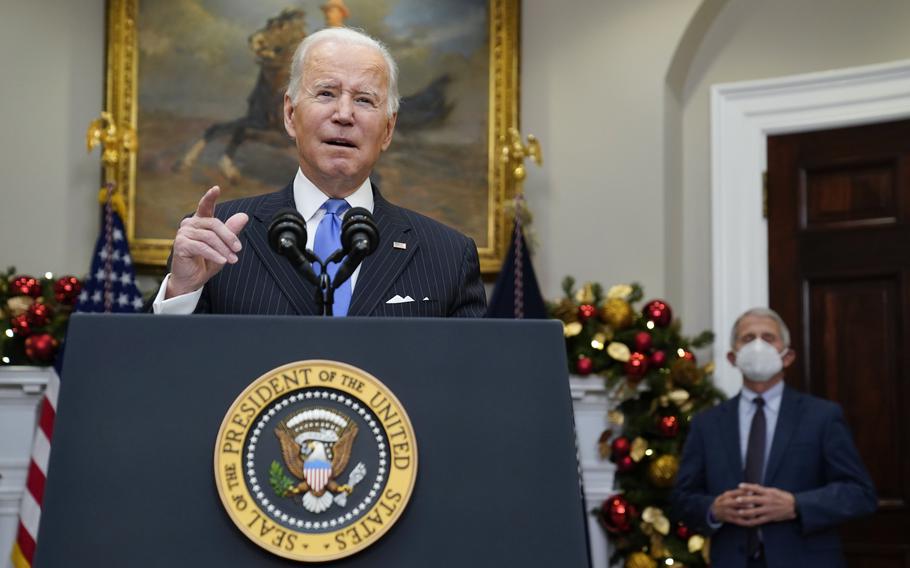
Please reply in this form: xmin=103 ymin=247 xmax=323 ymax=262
xmin=332 ymin=207 xmax=380 ymax=288
xmin=268 ymin=208 xmax=319 ymax=286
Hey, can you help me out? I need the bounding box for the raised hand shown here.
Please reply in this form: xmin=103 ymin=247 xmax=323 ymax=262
xmin=166 ymin=186 xmax=249 ymax=298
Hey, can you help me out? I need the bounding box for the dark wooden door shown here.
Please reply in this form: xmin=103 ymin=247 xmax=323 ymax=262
xmin=767 ymin=119 xmax=910 ymax=567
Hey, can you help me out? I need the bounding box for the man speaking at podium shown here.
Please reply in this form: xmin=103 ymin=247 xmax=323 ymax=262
xmin=152 ymin=27 xmax=486 ymax=318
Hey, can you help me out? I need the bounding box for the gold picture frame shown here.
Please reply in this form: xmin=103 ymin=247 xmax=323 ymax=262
xmin=103 ymin=0 xmax=520 ymax=273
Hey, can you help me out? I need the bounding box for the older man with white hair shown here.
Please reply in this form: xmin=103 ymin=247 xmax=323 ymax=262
xmin=153 ymin=27 xmax=486 ymax=317
xmin=673 ymin=307 xmax=876 ymax=568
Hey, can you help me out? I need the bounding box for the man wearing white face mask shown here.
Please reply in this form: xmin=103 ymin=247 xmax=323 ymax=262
xmin=673 ymin=308 xmax=876 ymax=568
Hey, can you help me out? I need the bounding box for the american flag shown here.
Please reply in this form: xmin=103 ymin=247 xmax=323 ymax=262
xmin=11 ymin=196 xmax=142 ymax=568
xmin=74 ymin=199 xmax=144 ymax=313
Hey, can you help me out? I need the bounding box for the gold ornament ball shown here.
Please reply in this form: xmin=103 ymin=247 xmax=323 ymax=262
xmin=625 ymin=551 xmax=657 ymax=568
xmin=551 ymin=299 xmax=578 ymax=323
xmin=669 ymin=358 xmax=702 ymax=387
xmin=602 ymin=298 xmax=634 ymax=329
xmin=647 ymin=454 xmax=680 ymax=488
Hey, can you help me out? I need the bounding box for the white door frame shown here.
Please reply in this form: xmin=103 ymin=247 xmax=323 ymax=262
xmin=711 ymin=59 xmax=910 ymax=395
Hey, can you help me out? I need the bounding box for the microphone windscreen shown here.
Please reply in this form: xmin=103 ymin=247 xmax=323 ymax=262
xmin=268 ymin=208 xmax=307 ymax=252
xmin=340 ymin=207 xmax=379 ymax=255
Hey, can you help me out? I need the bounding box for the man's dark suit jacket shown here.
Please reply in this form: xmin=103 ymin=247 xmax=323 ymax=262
xmin=672 ymin=385 xmax=877 ymax=568
xmin=188 ymin=183 xmax=486 ymax=317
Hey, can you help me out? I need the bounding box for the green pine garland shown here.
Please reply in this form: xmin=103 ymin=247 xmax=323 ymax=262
xmin=549 ymin=277 xmax=725 ymax=567
xmin=0 ymin=267 xmax=80 ymax=366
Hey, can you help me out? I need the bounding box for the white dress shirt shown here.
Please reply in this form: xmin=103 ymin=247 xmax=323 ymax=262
xmin=152 ymin=169 xmax=374 ymax=314
xmin=739 ymin=379 xmax=784 ymax=481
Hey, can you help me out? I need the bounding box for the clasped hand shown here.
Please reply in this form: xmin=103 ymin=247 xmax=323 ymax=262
xmin=166 ymin=186 xmax=249 ymax=299
xmin=711 ymin=483 xmax=797 ymax=527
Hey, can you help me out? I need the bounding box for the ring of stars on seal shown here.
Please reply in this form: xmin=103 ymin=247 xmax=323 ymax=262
xmin=215 ymin=360 xmax=418 ymax=562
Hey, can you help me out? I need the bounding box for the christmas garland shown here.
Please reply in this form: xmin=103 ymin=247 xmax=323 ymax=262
xmin=549 ymin=277 xmax=725 ymax=568
xmin=0 ymin=267 xmax=82 ymax=366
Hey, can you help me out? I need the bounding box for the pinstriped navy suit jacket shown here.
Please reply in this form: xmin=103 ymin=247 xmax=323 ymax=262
xmin=190 ymin=182 xmax=487 ymax=317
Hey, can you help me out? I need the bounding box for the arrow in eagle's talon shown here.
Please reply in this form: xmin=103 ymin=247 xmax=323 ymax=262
xmin=333 ymin=463 xmax=367 ymax=507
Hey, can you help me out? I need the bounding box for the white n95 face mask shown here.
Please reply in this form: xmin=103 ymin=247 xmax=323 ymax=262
xmin=735 ymin=339 xmax=786 ymax=382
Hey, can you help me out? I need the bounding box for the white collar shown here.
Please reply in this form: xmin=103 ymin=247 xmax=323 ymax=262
xmin=292 ymin=168 xmax=375 ymax=222
xmin=740 ymin=380 xmax=784 ymax=411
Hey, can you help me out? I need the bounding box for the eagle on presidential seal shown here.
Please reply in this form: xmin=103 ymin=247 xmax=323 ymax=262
xmin=273 ymin=407 xmax=367 ymax=513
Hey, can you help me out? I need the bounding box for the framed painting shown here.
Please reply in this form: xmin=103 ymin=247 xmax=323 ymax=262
xmin=103 ymin=0 xmax=520 ymax=273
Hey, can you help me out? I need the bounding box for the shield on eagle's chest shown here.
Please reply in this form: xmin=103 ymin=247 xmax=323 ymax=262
xmin=304 ymin=459 xmax=332 ymax=493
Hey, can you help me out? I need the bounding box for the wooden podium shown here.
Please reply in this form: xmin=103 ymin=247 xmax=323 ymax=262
xmin=35 ymin=314 xmax=590 ymax=567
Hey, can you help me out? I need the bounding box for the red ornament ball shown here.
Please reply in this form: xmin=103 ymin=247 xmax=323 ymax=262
xmin=10 ymin=314 xmax=32 ymax=337
xmin=54 ymin=276 xmax=82 ymax=305
xmin=24 ymin=333 xmax=59 ymax=364
xmin=615 ymin=454 xmax=636 ymax=473
xmin=658 ymin=415 xmax=680 ymax=438
xmin=650 ymin=350 xmax=667 ymax=368
xmin=679 ymin=350 xmax=696 ymax=363
xmin=576 ymin=356 xmax=594 ymax=376
xmin=577 ymin=303 xmax=597 ymax=322
xmin=633 ymin=331 xmax=652 ymax=352
xmin=643 ymin=299 xmax=673 ymax=327
xmin=676 ymin=522 xmax=692 ymax=540
xmin=11 ymin=275 xmax=42 ymax=298
xmin=601 ymin=494 xmax=638 ymax=534
xmin=625 ymin=351 xmax=650 ymax=380
xmin=26 ymin=302 xmax=53 ymax=327
xmin=610 ymin=436 xmax=631 ymax=459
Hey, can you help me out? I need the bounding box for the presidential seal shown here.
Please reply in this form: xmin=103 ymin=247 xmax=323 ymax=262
xmin=214 ymin=360 xmax=417 ymax=562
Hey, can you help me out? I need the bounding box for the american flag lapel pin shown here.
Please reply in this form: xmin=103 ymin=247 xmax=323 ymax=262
xmin=393 ymin=241 xmax=407 ymax=250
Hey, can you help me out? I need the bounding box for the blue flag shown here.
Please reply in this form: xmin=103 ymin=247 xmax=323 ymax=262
xmin=485 ymin=222 xmax=547 ymax=319
xmin=75 ymin=206 xmax=143 ymax=313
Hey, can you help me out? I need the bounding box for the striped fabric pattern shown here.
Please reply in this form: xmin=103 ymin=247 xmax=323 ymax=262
xmin=11 ymin=371 xmax=59 ymax=568
xmin=193 ymin=182 xmax=486 ymax=318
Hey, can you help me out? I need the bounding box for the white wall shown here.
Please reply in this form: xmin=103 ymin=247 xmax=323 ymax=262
xmin=676 ymin=0 xmax=910 ymax=338
xmin=521 ymin=0 xmax=910 ymax=342
xmin=0 ymin=0 xmax=105 ymax=276
xmin=521 ymin=0 xmax=702 ymax=304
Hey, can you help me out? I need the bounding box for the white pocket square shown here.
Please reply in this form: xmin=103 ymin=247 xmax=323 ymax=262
xmin=386 ymin=294 xmax=414 ymax=304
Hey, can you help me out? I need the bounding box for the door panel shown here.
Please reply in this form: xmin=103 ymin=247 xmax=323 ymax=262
xmin=768 ymin=119 xmax=910 ymax=567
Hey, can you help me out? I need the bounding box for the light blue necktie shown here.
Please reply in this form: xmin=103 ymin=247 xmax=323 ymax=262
xmin=314 ymin=199 xmax=352 ymax=316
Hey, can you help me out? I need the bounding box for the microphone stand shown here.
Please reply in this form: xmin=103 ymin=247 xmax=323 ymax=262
xmin=316 ymin=248 xmax=350 ymax=317
xmin=278 ymin=242 xmax=349 ymax=317
xmin=277 ymin=236 xmax=328 ymax=315
xmin=319 ymin=267 xmax=334 ymax=317
xmin=272 ymin=208 xmax=376 ymax=317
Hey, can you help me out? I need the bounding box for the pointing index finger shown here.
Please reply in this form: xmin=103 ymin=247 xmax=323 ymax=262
xmin=195 ymin=186 xmax=221 ymax=218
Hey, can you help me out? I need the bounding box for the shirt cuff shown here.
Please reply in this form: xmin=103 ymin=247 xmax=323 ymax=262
xmin=706 ymin=508 xmax=723 ymax=530
xmin=152 ymin=274 xmax=202 ymax=315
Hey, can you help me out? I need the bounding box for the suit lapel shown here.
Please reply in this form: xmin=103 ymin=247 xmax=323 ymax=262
xmin=245 ymin=183 xmax=319 ymax=316
xmin=719 ymin=395 xmax=744 ymax=484
xmin=764 ymin=385 xmax=800 ymax=484
xmin=347 ymin=190 xmax=417 ymax=316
